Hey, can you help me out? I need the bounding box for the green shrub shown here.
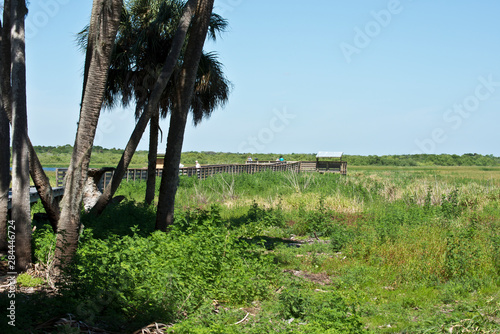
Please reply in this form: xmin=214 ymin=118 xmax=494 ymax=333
xmin=233 ymin=201 xmax=287 ymax=238
xmin=71 ymin=206 xmax=278 ymax=328
xmin=277 ymin=287 xmax=364 ymax=333
xmin=444 ymin=220 xmax=480 ymax=281
xmin=329 ymin=224 xmax=356 ymax=252
xmin=306 ymin=196 xmax=329 ymax=237
xmin=32 ymin=225 xmax=56 ymax=266
xmin=278 ymin=286 xmax=308 ymax=319
xmin=302 ymin=292 xmax=364 ymax=333
xmin=441 ymin=189 xmax=461 ymax=219
xmin=81 ymin=200 xmax=156 ymax=239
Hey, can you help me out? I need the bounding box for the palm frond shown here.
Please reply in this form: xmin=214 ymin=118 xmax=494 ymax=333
xmin=207 ymin=13 xmax=228 ymax=41
xmin=191 ymin=51 xmax=231 ymax=125
xmin=85 ymin=0 xmax=230 ymax=123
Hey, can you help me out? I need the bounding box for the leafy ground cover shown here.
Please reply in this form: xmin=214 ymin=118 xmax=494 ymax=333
xmin=2 ymin=166 xmax=500 ymax=333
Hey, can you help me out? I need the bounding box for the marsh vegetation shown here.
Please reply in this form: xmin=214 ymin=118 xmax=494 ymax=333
xmin=3 ymin=166 xmax=500 ymax=333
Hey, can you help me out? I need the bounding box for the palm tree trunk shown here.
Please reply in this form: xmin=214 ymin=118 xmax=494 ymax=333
xmin=10 ymin=0 xmax=31 ymax=272
xmin=0 ymin=14 xmax=10 ymax=252
xmin=2 ymin=6 xmax=59 ymax=228
xmin=155 ymin=99 xmax=187 ymax=231
xmin=145 ymin=109 xmax=159 ymax=205
xmin=1 ymin=1 xmax=12 ymax=113
xmin=90 ymin=0 xmax=198 ymax=216
xmin=155 ymin=0 xmax=215 ymax=231
xmin=28 ymin=138 xmax=60 ymax=230
xmin=0 ymin=90 xmax=9 ymax=252
xmin=52 ymin=0 xmax=122 ymax=276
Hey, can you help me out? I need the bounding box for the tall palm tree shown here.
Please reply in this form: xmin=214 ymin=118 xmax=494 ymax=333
xmin=2 ymin=3 xmax=61 ymax=230
xmin=143 ymin=51 xmax=230 ymax=204
xmin=0 ymin=9 xmax=10 ymax=252
xmin=103 ymin=0 xmax=190 ymax=206
xmin=9 ymin=0 xmax=32 ymax=272
xmin=52 ymin=0 xmax=123 ymax=276
xmin=0 ymin=74 xmax=9 ymax=253
xmin=155 ymin=0 xmax=215 ymax=231
xmin=90 ymin=0 xmax=198 ymax=216
xmin=87 ymin=0 xmax=229 ymax=211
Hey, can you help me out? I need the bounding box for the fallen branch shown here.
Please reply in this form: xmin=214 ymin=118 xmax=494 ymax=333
xmin=233 ymin=312 xmax=250 ymax=325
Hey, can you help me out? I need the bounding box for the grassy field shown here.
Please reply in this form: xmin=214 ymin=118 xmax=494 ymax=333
xmin=5 ymin=166 xmax=500 ymax=333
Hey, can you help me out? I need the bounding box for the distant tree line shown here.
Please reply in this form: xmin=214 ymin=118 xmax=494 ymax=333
xmin=343 ymin=153 xmax=500 ymax=166
xmin=30 ymin=147 xmax=500 ymax=167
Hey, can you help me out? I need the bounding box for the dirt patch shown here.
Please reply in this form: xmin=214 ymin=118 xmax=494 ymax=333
xmin=283 ymin=269 xmax=332 ymax=285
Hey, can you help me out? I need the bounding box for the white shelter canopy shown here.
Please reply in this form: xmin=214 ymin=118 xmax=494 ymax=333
xmin=316 ymin=151 xmax=343 ymax=159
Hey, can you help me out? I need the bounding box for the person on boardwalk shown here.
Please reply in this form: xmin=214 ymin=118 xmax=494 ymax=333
xmin=195 ymin=161 xmax=201 ymax=168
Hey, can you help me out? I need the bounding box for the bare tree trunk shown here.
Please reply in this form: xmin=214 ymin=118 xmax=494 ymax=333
xmin=2 ymin=5 xmax=59 ymax=227
xmin=10 ymin=0 xmax=31 ymax=272
xmin=28 ymin=138 xmax=60 ymax=229
xmin=0 ymin=14 xmax=11 ymax=252
xmin=145 ymin=109 xmax=159 ymax=205
xmin=155 ymin=0 xmax=214 ymax=231
xmin=90 ymin=0 xmax=198 ymax=216
xmin=155 ymin=99 xmax=187 ymax=231
xmin=1 ymin=0 xmax=12 ymax=114
xmin=52 ymin=0 xmax=122 ymax=276
xmin=0 ymin=85 xmax=9 ymax=252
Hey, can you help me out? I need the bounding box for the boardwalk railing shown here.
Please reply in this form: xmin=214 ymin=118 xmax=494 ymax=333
xmin=56 ymin=160 xmax=346 ymax=190
xmin=7 ymin=187 xmax=65 ymax=210
xmin=56 ymin=168 xmax=162 ymax=188
xmin=56 ymin=161 xmax=301 ymax=190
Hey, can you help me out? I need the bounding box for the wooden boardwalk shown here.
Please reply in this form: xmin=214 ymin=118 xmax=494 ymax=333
xmin=5 ymin=161 xmax=345 ymax=211
xmin=56 ymin=160 xmax=347 ymax=190
xmin=7 ymin=186 xmax=65 ymax=210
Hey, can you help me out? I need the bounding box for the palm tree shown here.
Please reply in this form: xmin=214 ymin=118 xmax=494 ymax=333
xmin=110 ymin=0 xmax=228 ymax=206
xmin=9 ymin=0 xmax=32 ymax=272
xmin=0 ymin=77 xmax=9 ymax=253
xmin=143 ymin=51 xmax=230 ymax=204
xmin=90 ymin=0 xmax=198 ymax=216
xmin=88 ymin=0 xmax=229 ymax=212
xmin=103 ymin=0 xmax=190 ymax=206
xmin=2 ymin=3 xmax=61 ymax=230
xmin=0 ymin=8 xmax=10 ymax=252
xmin=155 ymin=0 xmax=216 ymax=231
xmin=52 ymin=0 xmax=123 ymax=276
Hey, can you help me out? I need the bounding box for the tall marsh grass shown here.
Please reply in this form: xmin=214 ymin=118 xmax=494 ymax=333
xmin=21 ymin=166 xmax=500 ymax=333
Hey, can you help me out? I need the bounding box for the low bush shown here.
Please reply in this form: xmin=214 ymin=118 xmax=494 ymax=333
xmin=70 ymin=206 xmax=278 ymax=329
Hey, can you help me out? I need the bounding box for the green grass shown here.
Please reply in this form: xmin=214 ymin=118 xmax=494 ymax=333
xmin=7 ymin=166 xmax=500 ymax=333
xmin=16 ymin=273 xmax=45 ymax=288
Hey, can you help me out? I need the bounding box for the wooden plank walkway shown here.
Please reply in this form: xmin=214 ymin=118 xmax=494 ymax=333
xmin=55 ymin=160 xmax=347 ymax=190
xmin=7 ymin=186 xmax=65 ymax=210
xmin=5 ymin=161 xmax=346 ymax=210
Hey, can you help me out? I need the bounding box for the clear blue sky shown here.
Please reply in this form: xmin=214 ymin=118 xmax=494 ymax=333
xmin=24 ymin=0 xmax=500 ymax=155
